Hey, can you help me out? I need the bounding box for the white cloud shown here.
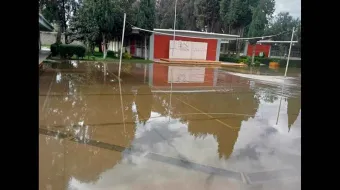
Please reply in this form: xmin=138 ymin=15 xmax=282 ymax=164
xmin=274 ymin=0 xmax=301 ymax=18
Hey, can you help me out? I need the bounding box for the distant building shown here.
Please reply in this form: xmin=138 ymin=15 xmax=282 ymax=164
xmin=39 ymin=14 xmax=54 ymax=50
xmin=108 ymin=28 xmax=239 ymax=61
xmin=243 ymin=40 xmax=301 ymax=60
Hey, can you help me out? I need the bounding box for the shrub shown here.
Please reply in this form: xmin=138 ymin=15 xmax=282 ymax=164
xmin=254 ymin=57 xmax=272 ymax=65
xmin=123 ymin=52 xmax=132 ymax=59
xmin=254 ymin=60 xmax=261 ymax=67
xmin=74 ymin=45 xmax=86 ymax=58
xmin=238 ymin=57 xmax=251 ymax=65
xmin=219 ymin=55 xmax=240 ymax=63
xmin=50 ymin=43 xmax=61 ymax=56
xmin=107 ymin=50 xmax=116 ymax=58
xmin=59 ymin=44 xmax=86 ymax=59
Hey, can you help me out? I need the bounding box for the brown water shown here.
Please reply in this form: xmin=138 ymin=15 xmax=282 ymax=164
xmin=39 ymin=61 xmax=301 ymax=190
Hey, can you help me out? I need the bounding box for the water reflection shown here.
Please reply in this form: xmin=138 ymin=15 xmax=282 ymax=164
xmin=39 ymin=61 xmax=301 ymax=189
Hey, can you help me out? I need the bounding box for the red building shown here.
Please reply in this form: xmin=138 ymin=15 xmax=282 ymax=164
xmin=108 ymin=29 xmax=239 ymax=61
xmin=246 ymin=44 xmax=271 ymax=57
xmin=151 ymin=29 xmax=239 ymax=61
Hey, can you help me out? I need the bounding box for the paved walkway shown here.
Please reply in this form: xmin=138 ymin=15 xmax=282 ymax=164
xmin=39 ymin=50 xmax=51 ymax=65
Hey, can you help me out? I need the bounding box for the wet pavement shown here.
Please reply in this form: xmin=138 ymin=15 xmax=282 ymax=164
xmin=39 ymin=50 xmax=51 ymax=65
xmin=39 ymin=61 xmax=301 ymax=190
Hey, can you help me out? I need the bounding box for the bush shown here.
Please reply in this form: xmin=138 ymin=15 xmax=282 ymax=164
xmin=59 ymin=44 xmax=86 ymax=59
xmin=219 ymin=55 xmax=240 ymax=63
xmin=107 ymin=50 xmax=116 ymax=58
xmin=123 ymin=52 xmax=132 ymax=59
xmin=239 ymin=57 xmax=251 ymax=65
xmin=219 ymin=54 xmax=301 ymax=68
xmin=50 ymin=43 xmax=61 ymax=56
xmin=254 ymin=60 xmax=261 ymax=67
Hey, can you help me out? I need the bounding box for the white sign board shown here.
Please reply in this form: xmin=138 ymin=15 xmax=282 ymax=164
xmin=168 ymin=66 xmax=206 ymax=83
xmin=169 ymin=40 xmax=208 ymax=60
xmin=190 ymin=41 xmax=208 ymax=60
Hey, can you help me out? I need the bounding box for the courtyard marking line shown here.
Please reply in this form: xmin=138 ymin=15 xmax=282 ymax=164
xmin=175 ymin=97 xmax=234 ymax=129
xmin=124 ymin=70 xmax=236 ymax=129
xmin=41 ymin=72 xmax=56 ymax=113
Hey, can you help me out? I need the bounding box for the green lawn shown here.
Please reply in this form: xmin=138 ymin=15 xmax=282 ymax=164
xmin=71 ymin=51 xmax=152 ymax=63
xmin=50 ymin=46 xmax=153 ymax=63
xmin=41 ymin=44 xmax=50 ymax=49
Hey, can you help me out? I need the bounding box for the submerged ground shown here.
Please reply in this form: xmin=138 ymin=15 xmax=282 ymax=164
xmin=39 ymin=61 xmax=301 ymax=190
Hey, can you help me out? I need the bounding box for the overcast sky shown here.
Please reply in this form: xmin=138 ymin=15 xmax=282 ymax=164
xmin=274 ymin=0 xmax=301 ymax=18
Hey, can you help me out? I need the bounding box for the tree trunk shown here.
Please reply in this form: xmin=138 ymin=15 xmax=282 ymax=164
xmin=236 ymin=27 xmax=245 ymax=58
xmin=65 ymin=34 xmax=69 ymax=44
xmin=86 ymin=38 xmax=89 ymax=59
xmin=102 ymin=33 xmax=107 ymax=59
xmin=56 ymin=22 xmax=62 ymax=44
xmin=98 ymin=42 xmax=103 ymax=52
xmin=226 ymin=25 xmax=231 ymax=56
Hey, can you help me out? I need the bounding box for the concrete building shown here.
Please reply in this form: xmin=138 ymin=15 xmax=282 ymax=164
xmin=39 ymin=14 xmax=54 ymax=65
xmin=39 ymin=14 xmax=54 ymax=50
xmin=243 ymin=40 xmax=301 ymax=60
xmin=108 ymin=28 xmax=239 ymax=61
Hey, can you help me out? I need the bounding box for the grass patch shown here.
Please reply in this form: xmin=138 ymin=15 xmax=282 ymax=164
xmin=80 ymin=51 xmax=152 ymax=63
xmin=50 ymin=45 xmax=153 ymax=63
xmin=41 ymin=44 xmax=50 ymax=49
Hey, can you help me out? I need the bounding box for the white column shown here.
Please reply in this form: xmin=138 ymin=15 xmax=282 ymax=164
xmin=144 ymin=36 xmax=147 ymax=60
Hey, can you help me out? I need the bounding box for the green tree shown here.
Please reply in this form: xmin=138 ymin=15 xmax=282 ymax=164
xmin=39 ymin=0 xmax=79 ymax=44
xmin=135 ymin=0 xmax=156 ymax=31
xmin=194 ymin=0 xmax=221 ymax=32
xmin=68 ymin=2 xmax=100 ymax=54
xmin=223 ymin=0 xmax=258 ymax=57
xmin=247 ymin=0 xmax=275 ymax=37
xmin=70 ymin=0 xmax=136 ymax=58
xmin=264 ymin=12 xmax=300 ymax=41
xmin=180 ymin=0 xmax=199 ymax=30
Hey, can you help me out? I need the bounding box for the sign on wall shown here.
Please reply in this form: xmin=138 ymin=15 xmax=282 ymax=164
xmin=169 ymin=40 xmax=208 ymax=60
xmin=168 ymin=66 xmax=206 ymax=83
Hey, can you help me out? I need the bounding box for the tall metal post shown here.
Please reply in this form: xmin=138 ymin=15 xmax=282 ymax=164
xmin=118 ymin=13 xmax=126 ymax=79
xmin=172 ymin=0 xmax=178 ymax=57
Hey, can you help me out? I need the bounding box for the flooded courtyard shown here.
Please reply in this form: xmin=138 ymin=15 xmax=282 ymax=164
xmin=39 ymin=61 xmax=301 ymax=190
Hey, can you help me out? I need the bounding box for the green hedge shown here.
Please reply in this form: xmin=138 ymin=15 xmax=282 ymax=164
xmin=50 ymin=43 xmax=86 ymax=59
xmin=50 ymin=43 xmax=61 ymax=56
xmin=219 ymin=56 xmax=240 ymax=63
xmin=107 ymin=50 xmax=117 ymax=58
xmin=59 ymin=44 xmax=86 ymax=58
xmin=219 ymin=55 xmax=300 ymax=67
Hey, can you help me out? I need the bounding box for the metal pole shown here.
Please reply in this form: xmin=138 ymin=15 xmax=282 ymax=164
xmin=172 ymin=0 xmax=178 ymax=57
xmin=118 ymin=77 xmax=126 ymax=133
xmin=276 ymin=27 xmax=295 ymax=125
xmin=251 ymin=42 xmax=256 ymax=65
xmin=118 ymin=13 xmax=126 ymax=79
xmin=284 ymin=27 xmax=295 ymax=77
xmin=144 ymin=36 xmax=147 ymax=60
xmin=169 ymin=69 xmax=173 ymax=122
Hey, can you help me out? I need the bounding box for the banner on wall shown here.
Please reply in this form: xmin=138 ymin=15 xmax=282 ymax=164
xmin=168 ymin=66 xmax=206 ymax=83
xmin=169 ymin=40 xmax=208 ymax=60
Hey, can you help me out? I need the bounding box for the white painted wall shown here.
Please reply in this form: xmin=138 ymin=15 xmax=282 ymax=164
xmin=169 ymin=40 xmax=208 ymax=60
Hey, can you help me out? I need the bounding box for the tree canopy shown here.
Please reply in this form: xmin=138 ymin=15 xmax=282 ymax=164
xmin=40 ymin=0 xmax=301 ymax=56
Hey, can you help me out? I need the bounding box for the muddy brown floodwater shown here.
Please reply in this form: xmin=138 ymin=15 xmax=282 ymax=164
xmin=39 ymin=61 xmax=301 ymax=190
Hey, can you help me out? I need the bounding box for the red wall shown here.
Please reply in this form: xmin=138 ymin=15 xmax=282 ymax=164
xmin=247 ymin=44 xmax=271 ymax=57
xmin=152 ymin=64 xmax=214 ymax=87
xmin=130 ymin=39 xmax=136 ymax=55
xmin=153 ymin=34 xmax=218 ymax=61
